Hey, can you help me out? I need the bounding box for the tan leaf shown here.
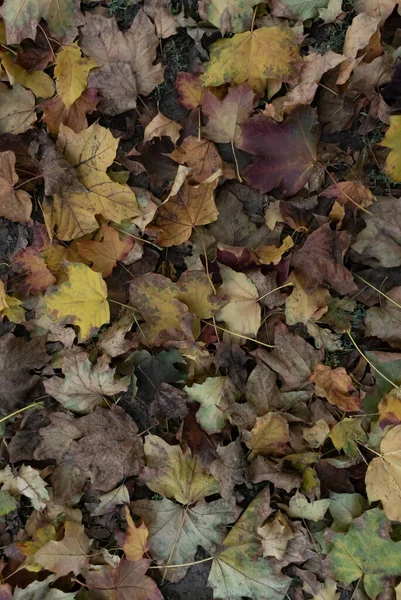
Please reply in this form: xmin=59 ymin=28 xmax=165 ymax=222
xmin=77 ymin=224 xmax=134 ymax=277
xmin=0 ymin=83 xmax=36 ymax=135
xmin=310 ymin=363 xmax=363 ymax=412
xmin=0 ymin=150 xmax=31 ymax=223
xmin=243 ymin=413 xmax=290 ymax=459
xmin=35 ymin=521 xmax=91 ymax=578
xmin=143 ymin=112 xmax=182 ymax=145
xmin=169 ymin=136 xmax=223 ymax=183
xmin=258 ymin=511 xmax=294 ymax=559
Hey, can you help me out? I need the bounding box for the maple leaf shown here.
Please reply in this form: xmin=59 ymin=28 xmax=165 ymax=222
xmin=0 ymin=490 xmax=17 ymax=517
xmin=42 ymin=263 xmax=109 ymax=342
xmin=352 ymin=197 xmax=401 ymax=267
xmin=337 ymin=13 xmax=380 ymax=85
xmin=43 ymin=123 xmax=140 ymax=241
xmin=184 ymin=376 xmax=240 ymax=434
xmin=45 ymin=351 xmax=130 ymax=414
xmin=272 ymin=0 xmax=330 ymax=21
xmin=153 ymin=177 xmax=219 ymax=246
xmin=0 ymin=333 xmax=49 ymax=415
xmin=116 ymin=506 xmax=149 ymax=562
xmin=169 ymin=136 xmax=223 ymax=183
xmin=77 ymin=224 xmax=133 ymax=277
xmin=41 ymin=89 xmax=99 ymax=135
xmin=329 ymin=417 xmax=367 ymax=458
xmin=0 ymin=83 xmax=34 ymax=135
xmin=199 ymin=0 xmax=258 ymax=33
xmin=238 ymin=106 xmax=319 ymax=195
xmin=285 ymin=272 xmax=330 ymax=326
xmin=322 ymin=181 xmax=376 ymax=215
xmin=86 ymin=558 xmax=163 ymax=600
xmin=133 ymin=497 xmax=240 ymax=582
xmin=243 ymin=413 xmax=290 ymax=459
xmin=139 ymin=434 xmax=219 ymax=504
xmin=215 ymin=265 xmax=261 ymax=339
xmin=14 ymin=575 xmax=77 ymax=600
xmin=327 ymin=508 xmax=401 ymax=598
xmin=144 ymin=0 xmax=178 ymax=39
xmin=91 ymin=485 xmax=130 ymax=517
xmin=208 ymin=488 xmax=291 ymax=600
xmin=0 ymin=465 xmax=49 ymax=510
xmin=175 ymin=72 xmax=204 ymax=109
xmin=17 ymin=524 xmax=57 ymax=572
xmin=1 ymin=52 xmax=55 ymax=99
xmin=0 ymin=0 xmax=84 ymax=44
xmin=201 ymin=26 xmax=300 ymax=95
xmin=329 ymin=492 xmax=368 ymax=532
xmin=0 ymin=150 xmax=32 ymax=223
xmin=202 ymin=84 xmax=254 ymax=145
xmin=365 ymin=287 xmax=401 ymax=348
xmin=281 ymin=493 xmax=331 ymax=521
xmin=143 ymin=112 xmax=182 ymax=145
xmin=378 ymin=388 xmax=401 ymax=427
xmin=81 ymin=10 xmax=164 ymax=114
xmin=35 ymin=521 xmax=91 ymax=579
xmin=365 ymin=424 xmax=401 ymax=521
xmin=0 ymin=285 xmax=24 ymax=322
xmin=357 ymin=0 xmax=398 ymax=25
xmin=11 ymin=247 xmax=56 ymax=295
xmin=258 ymin=511 xmax=294 ymax=560
xmin=311 ymin=364 xmax=363 ymax=412
xmin=291 ymin=222 xmax=357 ymax=295
xmin=54 ymin=42 xmax=97 ymax=110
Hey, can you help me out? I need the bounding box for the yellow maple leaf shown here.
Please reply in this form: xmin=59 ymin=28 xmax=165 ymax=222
xmin=117 ymin=506 xmax=149 ymax=561
xmin=0 ymin=280 xmax=25 ymax=323
xmin=201 ymin=26 xmax=300 ymax=95
xmin=381 ymin=115 xmax=401 ymax=182
xmin=43 ymin=123 xmax=140 ymax=240
xmin=1 ymin=52 xmax=55 ymax=98
xmin=42 ymin=262 xmax=109 ymax=341
xmin=54 ymin=42 xmax=97 ymax=109
xmin=243 ymin=413 xmax=290 ymax=459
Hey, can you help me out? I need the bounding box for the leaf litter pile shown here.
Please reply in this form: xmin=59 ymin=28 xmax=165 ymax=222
xmin=4 ymin=0 xmax=401 ymax=599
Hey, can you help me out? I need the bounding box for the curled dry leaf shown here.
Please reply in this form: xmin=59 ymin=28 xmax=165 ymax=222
xmin=310 ymin=363 xmax=363 ymax=412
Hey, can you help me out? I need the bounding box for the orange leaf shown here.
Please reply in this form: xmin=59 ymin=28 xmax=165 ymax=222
xmin=310 ymin=363 xmax=363 ymax=412
xmin=116 ymin=506 xmax=149 ymax=561
xmin=77 ymin=224 xmax=134 ymax=277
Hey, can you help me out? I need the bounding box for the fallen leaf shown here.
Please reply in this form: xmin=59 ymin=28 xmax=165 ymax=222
xmin=11 ymin=247 xmax=56 ymax=295
xmin=91 ymin=485 xmax=130 ymax=517
xmin=116 ymin=506 xmax=149 ymax=562
xmin=81 ymin=10 xmax=164 ymax=114
xmin=17 ymin=524 xmax=57 ymax=572
xmin=210 ymin=439 xmax=249 ymax=500
xmin=199 ymin=0 xmax=258 ymax=33
xmin=329 ymin=417 xmax=367 ymax=458
xmin=133 ymin=497 xmax=240 ymax=581
xmin=0 ymin=150 xmax=32 ymax=223
xmin=202 ymin=84 xmax=255 ymax=145
xmin=327 ymin=508 xmax=401 ymax=598
xmin=169 ymin=136 xmax=223 ymax=183
xmin=285 ymin=272 xmax=330 ymax=325
xmin=337 ymin=13 xmax=381 ymax=85
xmin=143 ymin=112 xmax=182 ymax=145
xmin=35 ymin=521 xmax=91 ymax=579
xmin=60 ymin=406 xmax=144 ymax=493
xmin=1 ymin=52 xmax=55 ymax=99
xmin=184 ymin=375 xmax=240 ymax=433
xmin=303 ymin=419 xmax=330 ymax=449
xmin=54 ymin=42 xmax=97 ymax=110
xmin=352 ymin=196 xmax=401 ymax=267
xmin=77 ymin=224 xmax=133 ymax=277
xmin=35 ymin=413 xmax=81 ymax=463
xmin=41 ymin=88 xmax=99 ymax=135
xmin=139 ymin=434 xmax=219 ymax=504
xmin=243 ymin=413 xmax=290 ymax=459
xmin=255 ymin=322 xmax=323 ymax=391
xmin=238 ymin=107 xmax=319 ymax=195
xmin=153 ymin=177 xmax=219 ymax=246
xmin=14 ymin=575 xmax=77 ymax=600
xmin=356 ymin=0 xmax=399 ymax=25
xmin=0 ymin=333 xmax=49 ymax=415
xmin=86 ymin=558 xmax=162 ymax=600
xmin=292 ymin=222 xmax=357 ymax=295
xmin=311 ymin=363 xmax=363 ymax=412
xmin=144 ymin=0 xmax=178 ymax=38
xmin=215 ymin=265 xmax=261 ymax=339
xmin=281 ymin=492 xmax=330 ymax=522
xmin=272 ymin=0 xmax=330 ymax=20
xmin=208 ymin=488 xmax=291 ymax=600
xmin=365 ymin=424 xmax=401 ymax=521
xmin=328 ymin=492 xmax=368 ymax=532
xmin=175 ymin=72 xmax=204 ymax=109
xmin=202 ymin=26 xmax=300 ymax=95
xmin=0 ymin=490 xmax=17 ymax=517
xmin=378 ymin=388 xmax=401 ymax=427
xmin=0 ymin=465 xmax=49 ymax=510
xmin=0 ymin=83 xmax=36 ymax=135
xmin=43 ymin=123 xmax=140 ymax=241
xmin=45 ymin=351 xmax=130 ymax=413
xmin=1 ymin=0 xmax=84 ymax=44
xmin=322 ymin=181 xmax=376 ymax=215
xmin=258 ymin=511 xmax=294 ymax=559
xmin=42 ymin=262 xmax=109 ymax=342
xmin=254 ymin=236 xmax=294 ymax=266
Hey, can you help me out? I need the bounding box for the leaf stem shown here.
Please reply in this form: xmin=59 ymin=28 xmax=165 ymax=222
xmin=346 ymin=330 xmax=399 ymax=389
xmin=0 ymin=400 xmax=46 ymax=425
